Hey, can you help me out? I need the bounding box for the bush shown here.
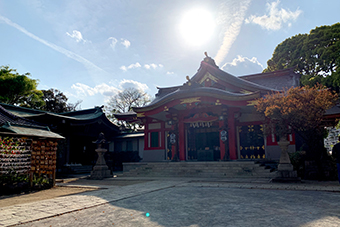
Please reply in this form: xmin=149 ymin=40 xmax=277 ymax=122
xmin=289 ymin=149 xmax=338 ymax=180
xmin=0 ymin=171 xmax=53 ymax=195
xmin=0 ymin=171 xmax=30 ymax=195
xmin=289 ymin=151 xmax=306 ymax=178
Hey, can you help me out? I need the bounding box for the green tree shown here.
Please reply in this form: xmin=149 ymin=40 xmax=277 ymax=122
xmin=39 ymin=89 xmax=82 ymax=113
xmin=105 ymin=88 xmax=151 ymax=131
xmin=0 ymin=66 xmax=44 ymax=107
xmin=264 ymin=23 xmax=340 ymax=91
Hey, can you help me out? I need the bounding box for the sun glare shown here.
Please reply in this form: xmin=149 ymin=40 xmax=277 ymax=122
xmin=180 ymin=8 xmax=215 ymax=46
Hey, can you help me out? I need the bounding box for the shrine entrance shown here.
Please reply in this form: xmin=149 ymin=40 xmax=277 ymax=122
xmin=186 ymin=123 xmax=220 ymax=161
xmin=238 ymin=124 xmax=265 ymax=159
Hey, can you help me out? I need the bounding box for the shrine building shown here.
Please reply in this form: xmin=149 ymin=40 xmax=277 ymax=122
xmin=115 ymin=54 xmax=300 ymax=162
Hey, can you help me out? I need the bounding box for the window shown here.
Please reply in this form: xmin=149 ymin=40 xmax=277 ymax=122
xmin=150 ymin=131 xmax=159 ymax=148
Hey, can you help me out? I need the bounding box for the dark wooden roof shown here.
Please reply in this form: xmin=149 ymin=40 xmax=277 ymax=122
xmin=0 ymin=105 xmax=64 ymax=139
xmin=0 ymin=103 xmax=120 ymax=135
xmin=0 ymin=105 xmax=42 ymax=127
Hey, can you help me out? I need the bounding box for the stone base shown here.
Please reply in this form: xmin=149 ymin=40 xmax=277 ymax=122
xmin=278 ymin=163 xmax=294 ymax=171
xmin=89 ymin=165 xmax=112 ymax=180
xmin=271 ymin=170 xmax=301 ymax=183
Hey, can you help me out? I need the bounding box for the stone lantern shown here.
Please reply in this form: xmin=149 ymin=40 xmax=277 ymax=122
xmin=90 ymin=132 xmax=112 ymax=179
xmin=272 ymin=138 xmax=300 ymax=182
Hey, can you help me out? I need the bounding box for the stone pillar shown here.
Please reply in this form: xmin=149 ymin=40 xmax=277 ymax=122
xmin=272 ymin=138 xmax=300 ymax=182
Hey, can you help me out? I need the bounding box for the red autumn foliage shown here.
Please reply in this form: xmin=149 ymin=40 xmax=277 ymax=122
xmin=255 ymin=84 xmax=338 ymax=140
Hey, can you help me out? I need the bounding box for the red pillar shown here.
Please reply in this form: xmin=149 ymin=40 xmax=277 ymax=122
xmin=144 ymin=118 xmax=149 ymax=150
xmin=171 ymin=144 xmax=176 ymax=160
xmin=178 ymin=116 xmax=186 ymax=161
xmin=219 ymin=119 xmax=226 ymax=160
xmin=228 ymin=109 xmax=237 ymax=160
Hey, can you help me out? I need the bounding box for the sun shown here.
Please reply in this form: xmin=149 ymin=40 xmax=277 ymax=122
xmin=180 ymin=8 xmax=215 ymax=46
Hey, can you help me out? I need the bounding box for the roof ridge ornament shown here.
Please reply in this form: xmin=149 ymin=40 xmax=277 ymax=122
xmin=203 ymin=52 xmax=219 ymax=68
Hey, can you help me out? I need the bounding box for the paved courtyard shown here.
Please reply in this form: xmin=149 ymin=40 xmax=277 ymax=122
xmin=1 ymin=178 xmax=340 ymax=227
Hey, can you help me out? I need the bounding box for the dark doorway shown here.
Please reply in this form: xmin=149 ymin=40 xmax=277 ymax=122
xmin=187 ymin=125 xmax=220 ymax=161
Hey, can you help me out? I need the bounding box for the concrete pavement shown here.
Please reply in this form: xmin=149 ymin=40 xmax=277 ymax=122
xmin=0 ymin=176 xmax=339 ymax=227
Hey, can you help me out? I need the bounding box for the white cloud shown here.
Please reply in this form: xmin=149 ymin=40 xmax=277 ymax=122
xmin=226 ymin=55 xmax=263 ymax=68
xmin=166 ymin=71 xmax=174 ymax=75
xmin=245 ymin=0 xmax=302 ymax=30
xmin=71 ymin=83 xmax=97 ymax=96
xmin=108 ymin=37 xmax=118 ymax=49
xmin=221 ymin=55 xmax=264 ymax=76
xmin=119 ymin=79 xmax=149 ymax=92
xmin=214 ymin=0 xmax=252 ymax=66
xmin=144 ymin=63 xmax=163 ymax=70
xmin=128 ymin=62 xmax=141 ymax=69
xmin=108 ymin=37 xmax=131 ymax=49
xmin=71 ymin=82 xmax=120 ymax=97
xmin=0 ymin=14 xmax=106 ymax=75
xmin=121 ymin=39 xmax=131 ymax=48
xmin=66 ymin=30 xmax=86 ymax=43
xmin=122 ymin=62 xmax=164 ymax=71
xmin=71 ymin=80 xmax=149 ymax=99
xmin=96 ymin=83 xmax=121 ymax=96
xmin=120 ymin=62 xmax=141 ymax=71
xmin=120 ymin=65 xmax=127 ymax=71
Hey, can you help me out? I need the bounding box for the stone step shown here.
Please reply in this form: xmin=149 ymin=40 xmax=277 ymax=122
xmin=67 ymin=165 xmax=93 ymax=173
xmin=124 ymin=172 xmax=276 ymax=178
xmin=129 ymin=167 xmax=271 ymax=172
xmin=122 ymin=161 xmax=276 ymax=178
xmin=136 ymin=167 xmax=268 ymax=171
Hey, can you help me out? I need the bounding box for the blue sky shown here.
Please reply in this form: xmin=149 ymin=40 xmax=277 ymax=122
xmin=0 ymin=0 xmax=339 ymax=109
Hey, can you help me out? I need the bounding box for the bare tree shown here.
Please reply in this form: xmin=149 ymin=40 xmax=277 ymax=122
xmin=105 ymin=88 xmax=151 ymax=131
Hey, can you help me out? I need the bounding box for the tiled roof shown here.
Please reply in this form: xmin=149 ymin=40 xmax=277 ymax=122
xmin=0 ymin=104 xmax=64 ymax=139
xmin=0 ymin=104 xmax=41 ymax=127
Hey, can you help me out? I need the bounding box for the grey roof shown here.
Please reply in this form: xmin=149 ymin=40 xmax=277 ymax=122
xmin=325 ymin=104 xmax=340 ymax=116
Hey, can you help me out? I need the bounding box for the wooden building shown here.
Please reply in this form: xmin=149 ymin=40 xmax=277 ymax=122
xmin=0 ymin=105 xmax=64 ymax=186
xmin=0 ymin=104 xmax=120 ymax=172
xmin=115 ymin=54 xmax=300 ymax=162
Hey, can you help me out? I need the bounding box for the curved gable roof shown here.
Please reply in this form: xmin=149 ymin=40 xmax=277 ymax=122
xmin=191 ymin=60 xmax=277 ymax=93
xmin=134 ymin=86 xmax=260 ymax=113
